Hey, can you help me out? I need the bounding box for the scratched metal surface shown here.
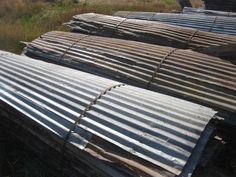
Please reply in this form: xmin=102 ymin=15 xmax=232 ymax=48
xmin=0 ymin=51 xmax=216 ymax=175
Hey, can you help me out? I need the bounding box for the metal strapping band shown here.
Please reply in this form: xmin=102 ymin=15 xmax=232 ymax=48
xmin=124 ymin=11 xmax=132 ymax=18
xmin=209 ymin=16 xmax=218 ymax=32
xmin=59 ymin=35 xmax=90 ymax=62
xmin=115 ymin=18 xmax=128 ymax=30
xmin=60 ymin=83 xmax=126 ymax=174
xmin=148 ymin=13 xmax=156 ymax=21
xmin=185 ymin=29 xmax=199 ymax=47
xmin=146 ymin=49 xmax=177 ymax=89
xmin=110 ymin=18 xmax=128 ymax=37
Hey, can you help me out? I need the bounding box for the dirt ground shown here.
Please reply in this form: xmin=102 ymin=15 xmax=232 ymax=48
xmin=1 ymin=123 xmax=236 ymax=177
xmin=0 ymin=131 xmax=58 ymax=177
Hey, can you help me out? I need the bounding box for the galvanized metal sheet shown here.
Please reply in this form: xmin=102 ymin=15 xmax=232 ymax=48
xmin=204 ymin=0 xmax=236 ymax=12
xmin=0 ymin=51 xmax=216 ymax=175
xmin=182 ymin=7 xmax=236 ymax=17
xmin=114 ymin=11 xmax=236 ymax=35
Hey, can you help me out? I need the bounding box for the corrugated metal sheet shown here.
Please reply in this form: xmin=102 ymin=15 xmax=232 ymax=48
xmin=65 ymin=13 xmax=236 ymax=59
xmin=113 ymin=11 xmax=236 ymax=35
xmin=204 ymin=0 xmax=236 ymax=12
xmin=24 ymin=31 xmax=236 ymax=114
xmin=0 ymin=51 xmax=217 ymax=176
xmin=182 ymin=7 xmax=236 ymax=17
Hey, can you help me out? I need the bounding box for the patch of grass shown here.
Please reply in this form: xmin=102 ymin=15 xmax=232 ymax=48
xmin=191 ymin=0 xmax=203 ymax=7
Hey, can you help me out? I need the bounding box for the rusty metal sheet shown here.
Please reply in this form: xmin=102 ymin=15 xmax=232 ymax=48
xmin=64 ymin=13 xmax=236 ymax=59
xmin=24 ymin=31 xmax=236 ymax=115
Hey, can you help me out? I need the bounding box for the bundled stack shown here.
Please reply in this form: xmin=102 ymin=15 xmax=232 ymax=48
xmin=182 ymin=7 xmax=236 ymax=17
xmin=1 ymin=0 xmax=236 ymax=175
xmin=65 ymin=13 xmax=236 ymax=59
xmin=204 ymin=0 xmax=236 ymax=12
xmin=24 ymin=31 xmax=236 ymax=115
xmin=0 ymin=51 xmax=217 ymax=177
xmin=113 ymin=11 xmax=236 ymax=36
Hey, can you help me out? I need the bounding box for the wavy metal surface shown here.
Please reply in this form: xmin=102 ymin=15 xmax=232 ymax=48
xmin=65 ymin=13 xmax=236 ymax=59
xmin=0 ymin=51 xmax=216 ymax=176
xmin=204 ymin=0 xmax=236 ymax=12
xmin=114 ymin=11 xmax=236 ymax=35
xmin=24 ymin=31 xmax=236 ymax=114
xmin=182 ymin=7 xmax=236 ymax=17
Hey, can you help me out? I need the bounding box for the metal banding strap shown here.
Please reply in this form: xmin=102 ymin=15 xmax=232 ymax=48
xmin=111 ymin=11 xmax=131 ymax=32
xmin=62 ymin=83 xmax=126 ymax=151
xmin=59 ymin=35 xmax=90 ymax=62
xmin=110 ymin=18 xmax=129 ymax=37
xmin=146 ymin=48 xmax=177 ymax=89
xmin=124 ymin=11 xmax=132 ymax=18
xmin=148 ymin=13 xmax=156 ymax=21
xmin=60 ymin=83 xmax=126 ymax=174
xmin=185 ymin=29 xmax=199 ymax=48
xmin=209 ymin=16 xmax=218 ymax=32
xmin=123 ymin=11 xmax=155 ymax=21
xmin=115 ymin=18 xmax=128 ymax=30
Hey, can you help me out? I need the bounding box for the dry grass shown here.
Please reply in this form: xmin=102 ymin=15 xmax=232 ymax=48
xmin=0 ymin=0 xmax=47 ymax=17
xmin=60 ymin=0 xmax=180 ymax=23
xmin=191 ymin=0 xmax=203 ymax=7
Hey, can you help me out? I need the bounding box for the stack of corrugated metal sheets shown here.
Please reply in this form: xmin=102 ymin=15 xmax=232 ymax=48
xmin=23 ymin=31 xmax=236 ymax=115
xmin=0 ymin=51 xmax=217 ymax=177
xmin=182 ymin=7 xmax=236 ymax=17
xmin=65 ymin=13 xmax=236 ymax=59
xmin=113 ymin=11 xmax=236 ymax=35
xmin=204 ymin=0 xmax=236 ymax=12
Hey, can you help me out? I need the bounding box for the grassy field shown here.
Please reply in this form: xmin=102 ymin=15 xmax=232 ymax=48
xmin=0 ymin=0 xmax=202 ymax=54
